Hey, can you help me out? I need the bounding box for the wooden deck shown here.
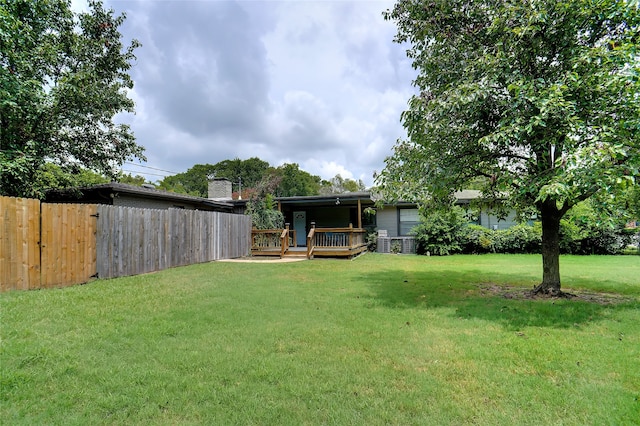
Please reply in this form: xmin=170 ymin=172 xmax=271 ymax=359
xmin=251 ymin=225 xmax=368 ymax=259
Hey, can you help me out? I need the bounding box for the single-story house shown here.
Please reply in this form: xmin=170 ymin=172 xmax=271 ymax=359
xmin=271 ymin=190 xmax=517 ymax=245
xmin=275 ymin=192 xmax=376 ymax=246
xmin=376 ymin=190 xmax=519 ymax=238
xmin=45 ymin=182 xmax=237 ymax=213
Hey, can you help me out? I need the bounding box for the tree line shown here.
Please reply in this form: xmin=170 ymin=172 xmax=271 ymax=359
xmin=156 ymin=158 xmax=366 ymax=198
xmin=9 ymin=158 xmax=367 ymax=198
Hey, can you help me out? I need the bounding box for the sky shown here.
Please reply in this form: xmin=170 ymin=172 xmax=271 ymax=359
xmin=73 ymin=0 xmax=416 ymax=186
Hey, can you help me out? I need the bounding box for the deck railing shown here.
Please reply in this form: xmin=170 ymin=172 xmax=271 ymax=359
xmin=306 ymin=223 xmax=367 ymax=259
xmin=252 ymin=224 xmax=367 ymax=259
xmin=280 ymin=228 xmax=289 ymax=258
xmin=251 ymin=226 xmax=296 ymax=258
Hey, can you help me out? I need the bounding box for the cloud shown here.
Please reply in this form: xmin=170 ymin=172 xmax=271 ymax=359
xmin=105 ymin=0 xmax=415 ymax=187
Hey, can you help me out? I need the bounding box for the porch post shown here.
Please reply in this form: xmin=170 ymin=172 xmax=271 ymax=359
xmin=357 ymin=199 xmax=362 ymax=229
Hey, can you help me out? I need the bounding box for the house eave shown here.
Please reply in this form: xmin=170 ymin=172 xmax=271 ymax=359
xmin=45 ymin=183 xmax=235 ymax=211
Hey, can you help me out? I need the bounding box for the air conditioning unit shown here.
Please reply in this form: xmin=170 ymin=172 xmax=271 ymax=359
xmin=377 ymin=236 xmax=416 ymax=254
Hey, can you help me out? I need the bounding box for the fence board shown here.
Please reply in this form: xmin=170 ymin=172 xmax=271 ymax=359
xmin=0 ymin=196 xmax=41 ymax=291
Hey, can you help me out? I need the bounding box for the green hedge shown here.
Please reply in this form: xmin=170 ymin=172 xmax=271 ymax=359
xmin=411 ymin=210 xmax=637 ymax=256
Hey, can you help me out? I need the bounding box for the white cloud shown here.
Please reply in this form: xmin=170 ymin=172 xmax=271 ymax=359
xmin=104 ymin=0 xmax=414 ymax=185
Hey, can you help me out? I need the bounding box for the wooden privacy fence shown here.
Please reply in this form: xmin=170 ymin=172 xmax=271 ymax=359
xmin=96 ymin=205 xmax=251 ymax=279
xmin=1 ymin=196 xmax=97 ymax=291
xmin=1 ymin=196 xmax=252 ymax=291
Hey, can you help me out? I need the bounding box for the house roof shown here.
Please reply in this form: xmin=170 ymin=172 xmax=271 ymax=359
xmin=45 ymin=183 xmax=236 ymax=212
xmin=276 ymin=192 xmax=375 ymax=207
xmin=274 ymin=190 xmax=483 ymax=208
xmin=454 ymin=190 xmax=482 ymax=203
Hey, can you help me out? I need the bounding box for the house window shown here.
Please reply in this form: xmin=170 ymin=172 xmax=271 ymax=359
xmin=362 ymin=208 xmax=376 ymax=227
xmin=398 ymin=208 xmax=420 ymax=236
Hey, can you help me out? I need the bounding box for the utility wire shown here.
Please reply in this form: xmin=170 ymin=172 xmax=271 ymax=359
xmin=121 ymin=169 xmax=171 ymax=178
xmin=124 ymin=161 xmax=179 ymax=175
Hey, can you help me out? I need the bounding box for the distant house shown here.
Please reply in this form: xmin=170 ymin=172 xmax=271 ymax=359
xmin=202 ymin=178 xmax=519 ymax=256
xmin=45 ymin=182 xmax=238 ymax=213
xmin=268 ymin=189 xmax=518 ymax=249
xmin=376 ymin=190 xmax=519 ymax=237
xmin=274 ymin=190 xmax=519 ymax=241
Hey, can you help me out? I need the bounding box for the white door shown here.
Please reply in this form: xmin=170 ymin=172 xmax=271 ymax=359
xmin=293 ymin=211 xmax=306 ymax=246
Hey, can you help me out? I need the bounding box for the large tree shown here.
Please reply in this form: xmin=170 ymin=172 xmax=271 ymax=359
xmin=320 ymin=174 xmax=367 ymax=194
xmin=270 ymin=163 xmax=322 ymax=197
xmin=157 ymin=157 xmax=270 ymax=197
xmin=378 ymin=0 xmax=640 ymax=295
xmin=0 ymin=0 xmax=144 ymax=198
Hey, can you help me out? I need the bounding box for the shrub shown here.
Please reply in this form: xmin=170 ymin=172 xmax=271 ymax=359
xmin=413 ymin=199 xmax=634 ymax=257
xmin=461 ymin=223 xmax=541 ymax=254
xmin=412 ymin=207 xmax=468 ymax=255
xmin=577 ymin=225 xmax=632 ymax=255
xmin=246 ymin=193 xmax=284 ymax=230
xmin=499 ymin=223 xmax=541 ymax=253
xmin=461 ymin=225 xmax=495 ymax=254
xmin=366 ymin=232 xmax=378 ymax=252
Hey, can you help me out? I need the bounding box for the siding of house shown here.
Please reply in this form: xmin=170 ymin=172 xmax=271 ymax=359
xmin=377 ymin=204 xmax=520 ymax=236
xmin=376 ymin=207 xmax=399 ymax=237
xmin=479 ymin=210 xmax=519 ymax=230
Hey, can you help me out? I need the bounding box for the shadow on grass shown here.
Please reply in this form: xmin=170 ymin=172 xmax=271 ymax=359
xmin=358 ymin=268 xmax=639 ymax=331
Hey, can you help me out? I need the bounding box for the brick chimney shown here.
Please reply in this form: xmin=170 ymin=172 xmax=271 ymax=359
xmin=208 ymin=177 xmax=232 ymax=200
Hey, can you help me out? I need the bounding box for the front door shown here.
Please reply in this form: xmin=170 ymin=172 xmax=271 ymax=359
xmin=293 ymin=211 xmax=306 ymax=246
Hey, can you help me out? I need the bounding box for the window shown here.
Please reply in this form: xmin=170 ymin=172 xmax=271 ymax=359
xmin=398 ymin=208 xmax=420 ymax=236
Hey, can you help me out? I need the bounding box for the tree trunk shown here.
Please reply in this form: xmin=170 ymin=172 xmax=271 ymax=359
xmin=533 ymin=200 xmax=563 ymax=296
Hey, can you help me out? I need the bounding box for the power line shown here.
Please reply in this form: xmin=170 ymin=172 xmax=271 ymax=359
xmin=121 ymin=169 xmax=170 ymax=178
xmin=124 ymin=162 xmax=179 ymax=175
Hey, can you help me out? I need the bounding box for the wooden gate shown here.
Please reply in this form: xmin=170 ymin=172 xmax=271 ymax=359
xmin=40 ymin=203 xmax=98 ymax=288
xmin=1 ymin=197 xmax=97 ymax=291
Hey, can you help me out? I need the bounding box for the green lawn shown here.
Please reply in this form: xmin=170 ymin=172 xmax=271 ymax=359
xmin=1 ymin=254 xmax=639 ymax=425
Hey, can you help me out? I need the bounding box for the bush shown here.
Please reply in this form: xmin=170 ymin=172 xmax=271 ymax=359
xmin=576 ymin=225 xmax=633 ymax=255
xmin=412 ymin=207 xmax=468 ymax=255
xmin=461 ymin=225 xmax=495 ymax=254
xmin=413 ymin=200 xmax=635 ymax=257
xmin=246 ymin=193 xmax=284 ymax=230
xmin=366 ymin=232 xmax=378 ymax=252
xmin=461 ymin=223 xmax=541 ymax=254
xmin=559 ymin=218 xmax=635 ymax=255
xmin=558 ymin=200 xmax=635 ymax=255
xmin=559 ymin=219 xmax=583 ymax=254
xmin=499 ymin=223 xmax=542 ymax=253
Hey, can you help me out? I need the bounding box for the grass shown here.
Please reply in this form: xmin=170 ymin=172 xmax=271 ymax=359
xmin=1 ymin=253 xmax=639 ymax=425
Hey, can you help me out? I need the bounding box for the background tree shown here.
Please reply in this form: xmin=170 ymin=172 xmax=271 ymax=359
xmin=378 ymin=0 xmax=640 ymax=295
xmin=320 ymin=174 xmax=367 ymax=194
xmin=157 ymin=158 xmax=269 ymax=197
xmin=36 ymin=162 xmax=109 ymax=190
xmin=270 ymin=163 xmax=321 ymax=197
xmin=157 ymin=164 xmax=217 ymax=196
xmin=116 ymin=172 xmax=149 ymax=186
xmin=0 ymin=0 xmax=144 ymax=198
